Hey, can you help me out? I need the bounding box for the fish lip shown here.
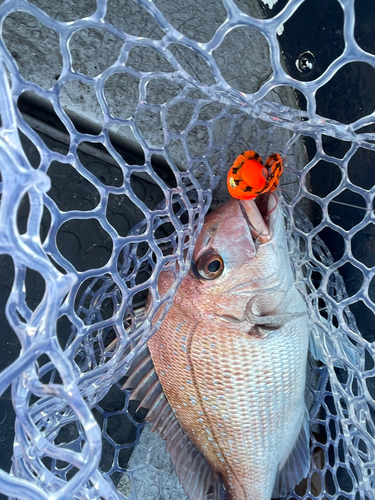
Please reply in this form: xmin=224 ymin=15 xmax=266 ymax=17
xmin=239 ymin=193 xmax=278 ymax=244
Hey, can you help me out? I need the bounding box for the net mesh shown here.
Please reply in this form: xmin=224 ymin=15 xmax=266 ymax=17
xmin=0 ymin=0 xmax=374 ymax=498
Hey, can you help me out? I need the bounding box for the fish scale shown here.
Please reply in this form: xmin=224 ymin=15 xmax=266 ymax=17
xmin=149 ymin=312 xmax=308 ymax=499
xmin=144 ymin=195 xmax=311 ymax=499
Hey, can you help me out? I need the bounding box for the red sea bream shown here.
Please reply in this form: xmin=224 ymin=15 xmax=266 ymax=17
xmin=124 ymin=193 xmax=311 ymax=500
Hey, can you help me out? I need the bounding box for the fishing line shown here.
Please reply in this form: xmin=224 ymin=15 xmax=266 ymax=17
xmin=278 ymin=186 xmax=373 ymax=213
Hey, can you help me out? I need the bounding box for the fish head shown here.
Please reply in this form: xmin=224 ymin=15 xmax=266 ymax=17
xmin=170 ymin=193 xmax=297 ymax=324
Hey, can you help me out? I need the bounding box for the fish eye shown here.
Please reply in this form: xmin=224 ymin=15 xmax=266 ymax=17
xmin=194 ymin=253 xmax=224 ymax=280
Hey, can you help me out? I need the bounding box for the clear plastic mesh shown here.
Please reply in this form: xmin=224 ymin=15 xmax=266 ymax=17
xmin=0 ymin=0 xmax=374 ymax=499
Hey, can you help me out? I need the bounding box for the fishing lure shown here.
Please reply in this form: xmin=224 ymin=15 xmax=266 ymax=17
xmin=227 ymin=150 xmax=283 ymax=200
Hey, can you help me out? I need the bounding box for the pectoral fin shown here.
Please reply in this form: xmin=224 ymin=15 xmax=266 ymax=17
xmin=271 ymin=410 xmax=310 ymax=498
xmin=309 ymin=319 xmax=358 ymax=368
xmin=245 ymin=296 xmax=307 ymax=329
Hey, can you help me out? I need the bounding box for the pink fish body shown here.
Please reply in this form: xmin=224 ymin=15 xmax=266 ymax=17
xmin=127 ymin=194 xmax=311 ymax=500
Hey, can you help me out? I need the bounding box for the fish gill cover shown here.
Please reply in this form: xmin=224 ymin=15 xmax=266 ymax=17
xmin=0 ymin=0 xmax=373 ymax=499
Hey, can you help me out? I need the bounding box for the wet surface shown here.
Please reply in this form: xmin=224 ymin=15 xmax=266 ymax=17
xmin=261 ymin=2 xmax=375 ymax=496
xmin=1 ymin=1 xmax=374 ymax=498
xmin=0 ymin=256 xmax=19 ymax=485
xmin=265 ymin=0 xmax=375 ymax=354
xmin=0 ymin=120 xmax=165 ymax=496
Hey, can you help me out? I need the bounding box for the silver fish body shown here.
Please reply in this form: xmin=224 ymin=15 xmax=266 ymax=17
xmin=128 ymin=194 xmax=311 ymax=500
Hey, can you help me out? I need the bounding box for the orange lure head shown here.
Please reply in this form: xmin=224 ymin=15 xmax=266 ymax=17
xmin=227 ymin=150 xmax=283 ymax=200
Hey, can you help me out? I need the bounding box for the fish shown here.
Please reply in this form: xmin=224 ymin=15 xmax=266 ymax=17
xmin=123 ymin=192 xmax=311 ymax=500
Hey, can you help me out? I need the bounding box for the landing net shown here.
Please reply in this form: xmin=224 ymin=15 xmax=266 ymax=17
xmin=0 ymin=0 xmax=373 ymax=499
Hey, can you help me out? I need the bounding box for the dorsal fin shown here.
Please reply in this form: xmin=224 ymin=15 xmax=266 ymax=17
xmin=122 ymin=344 xmax=153 ymax=390
xmin=272 ymin=410 xmax=310 ymax=498
xmin=124 ymin=344 xmax=221 ymax=500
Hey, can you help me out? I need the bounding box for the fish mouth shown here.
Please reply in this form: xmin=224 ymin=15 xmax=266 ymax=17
xmin=239 ymin=193 xmax=278 ymax=244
